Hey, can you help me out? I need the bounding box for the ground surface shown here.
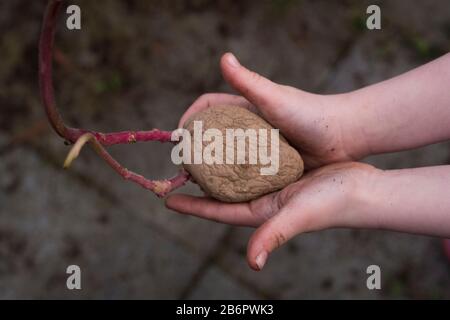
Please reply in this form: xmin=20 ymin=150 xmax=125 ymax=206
xmin=0 ymin=0 xmax=449 ymax=299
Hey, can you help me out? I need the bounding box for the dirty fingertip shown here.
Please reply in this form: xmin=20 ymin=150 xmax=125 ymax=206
xmin=248 ymin=251 xmax=268 ymax=271
xmin=222 ymin=52 xmax=240 ymax=68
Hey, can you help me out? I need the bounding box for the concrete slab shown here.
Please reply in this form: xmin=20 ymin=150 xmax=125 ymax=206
xmin=0 ymin=147 xmax=200 ymax=299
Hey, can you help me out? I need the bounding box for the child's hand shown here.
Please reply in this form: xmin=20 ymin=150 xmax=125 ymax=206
xmin=178 ymin=53 xmax=368 ymax=169
xmin=167 ymin=161 xmax=450 ymax=270
xmin=169 ymin=53 xmax=450 ymax=270
xmin=167 ymin=162 xmax=377 ymax=270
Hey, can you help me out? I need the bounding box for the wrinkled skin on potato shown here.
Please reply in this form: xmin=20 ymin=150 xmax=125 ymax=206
xmin=183 ymin=106 xmax=304 ymax=202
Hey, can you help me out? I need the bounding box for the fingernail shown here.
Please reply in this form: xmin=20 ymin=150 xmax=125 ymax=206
xmin=255 ymin=251 xmax=268 ymax=270
xmin=226 ymin=53 xmax=240 ymax=68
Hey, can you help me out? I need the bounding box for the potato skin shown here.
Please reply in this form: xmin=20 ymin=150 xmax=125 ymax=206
xmin=183 ymin=106 xmax=304 ymax=203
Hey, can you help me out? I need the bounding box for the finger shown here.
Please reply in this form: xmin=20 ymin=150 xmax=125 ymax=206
xmin=178 ymin=93 xmax=255 ymax=128
xmin=165 ymin=194 xmax=256 ymax=226
xmin=220 ymin=53 xmax=287 ymax=113
xmin=246 ymin=203 xmax=320 ymax=271
xmin=165 ymin=192 xmax=281 ymax=227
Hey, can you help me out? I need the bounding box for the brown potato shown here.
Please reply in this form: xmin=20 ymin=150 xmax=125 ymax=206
xmin=182 ymin=106 xmax=304 ymax=202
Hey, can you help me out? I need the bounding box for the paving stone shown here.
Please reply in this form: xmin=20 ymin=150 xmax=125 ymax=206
xmin=188 ymin=266 xmax=260 ymax=300
xmin=222 ymin=0 xmax=359 ymax=92
xmin=0 ymin=147 xmax=199 ymax=299
xmin=384 ymin=0 xmax=450 ymax=45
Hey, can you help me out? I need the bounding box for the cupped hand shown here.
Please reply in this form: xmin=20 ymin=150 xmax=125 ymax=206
xmin=166 ymin=162 xmax=378 ymax=271
xmin=178 ymin=53 xmax=368 ymax=169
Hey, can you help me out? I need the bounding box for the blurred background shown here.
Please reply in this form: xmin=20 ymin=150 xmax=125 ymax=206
xmin=1 ymin=0 xmax=450 ymax=299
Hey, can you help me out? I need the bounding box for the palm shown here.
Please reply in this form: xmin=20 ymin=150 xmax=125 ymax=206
xmin=166 ymin=162 xmax=372 ymax=229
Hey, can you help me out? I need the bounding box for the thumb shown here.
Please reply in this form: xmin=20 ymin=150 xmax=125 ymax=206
xmin=246 ymin=204 xmax=318 ymax=271
xmin=220 ymin=53 xmax=286 ymax=112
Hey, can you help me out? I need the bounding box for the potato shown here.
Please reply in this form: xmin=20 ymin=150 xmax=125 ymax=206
xmin=182 ymin=106 xmax=304 ymax=202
